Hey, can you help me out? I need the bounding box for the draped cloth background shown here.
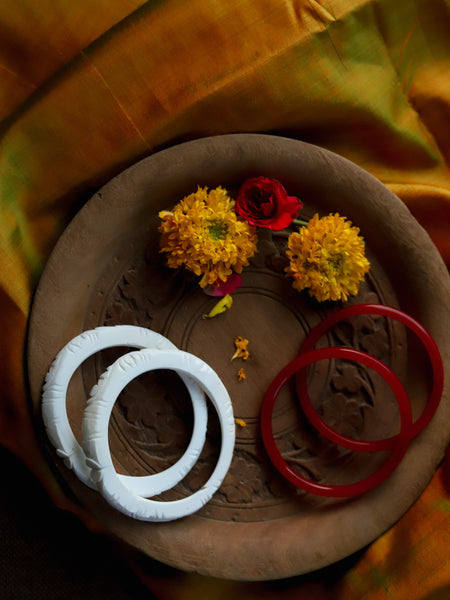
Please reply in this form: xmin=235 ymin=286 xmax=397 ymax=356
xmin=1 ymin=0 xmax=449 ymax=598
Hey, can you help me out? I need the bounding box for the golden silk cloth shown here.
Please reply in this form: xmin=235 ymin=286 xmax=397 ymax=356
xmin=1 ymin=0 xmax=449 ymax=597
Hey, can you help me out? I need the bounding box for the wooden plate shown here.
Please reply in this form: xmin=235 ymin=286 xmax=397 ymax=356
xmin=27 ymin=134 xmax=450 ymax=580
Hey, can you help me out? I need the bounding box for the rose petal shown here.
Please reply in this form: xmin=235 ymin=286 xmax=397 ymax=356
xmin=203 ymin=273 xmax=242 ymax=296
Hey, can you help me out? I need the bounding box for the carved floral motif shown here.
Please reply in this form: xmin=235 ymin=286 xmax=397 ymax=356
xmin=84 ymin=222 xmax=405 ymax=518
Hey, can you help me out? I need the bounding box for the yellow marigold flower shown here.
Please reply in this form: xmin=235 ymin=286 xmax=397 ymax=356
xmin=285 ymin=213 xmax=370 ymax=302
xmin=159 ymin=186 xmax=257 ymax=287
xmin=237 ymin=367 xmax=246 ymax=381
xmin=231 ymin=336 xmax=249 ymax=360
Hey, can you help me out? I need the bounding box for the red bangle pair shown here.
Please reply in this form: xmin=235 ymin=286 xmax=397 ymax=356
xmin=260 ymin=304 xmax=444 ymax=498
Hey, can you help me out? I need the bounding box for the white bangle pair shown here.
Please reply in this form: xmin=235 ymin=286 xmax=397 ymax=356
xmin=42 ymin=325 xmax=235 ymax=522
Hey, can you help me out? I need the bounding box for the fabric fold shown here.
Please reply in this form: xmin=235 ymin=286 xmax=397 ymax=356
xmin=1 ymin=0 xmax=449 ymax=598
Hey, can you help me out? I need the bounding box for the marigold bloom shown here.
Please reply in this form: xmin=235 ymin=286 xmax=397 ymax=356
xmin=159 ymin=186 xmax=257 ymax=287
xmin=285 ymin=213 xmax=370 ymax=302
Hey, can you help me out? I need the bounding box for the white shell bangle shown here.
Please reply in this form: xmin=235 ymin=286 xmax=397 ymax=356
xmin=42 ymin=326 xmax=208 ymax=492
xmin=82 ymin=348 xmax=235 ymax=522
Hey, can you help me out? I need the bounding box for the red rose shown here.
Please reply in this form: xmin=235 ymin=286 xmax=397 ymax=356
xmin=235 ymin=177 xmax=302 ymax=230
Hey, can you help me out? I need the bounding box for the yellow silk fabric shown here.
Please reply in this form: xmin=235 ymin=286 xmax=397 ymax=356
xmin=1 ymin=0 xmax=449 ymax=598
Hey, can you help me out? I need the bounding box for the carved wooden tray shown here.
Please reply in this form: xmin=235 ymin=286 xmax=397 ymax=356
xmin=27 ymin=134 xmax=450 ymax=580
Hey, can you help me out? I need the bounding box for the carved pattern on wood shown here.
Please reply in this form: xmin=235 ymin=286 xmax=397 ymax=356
xmin=83 ymin=218 xmax=406 ymax=521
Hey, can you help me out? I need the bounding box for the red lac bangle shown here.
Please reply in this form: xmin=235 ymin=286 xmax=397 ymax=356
xmin=260 ymin=347 xmax=412 ymax=498
xmin=296 ymin=304 xmax=444 ymax=452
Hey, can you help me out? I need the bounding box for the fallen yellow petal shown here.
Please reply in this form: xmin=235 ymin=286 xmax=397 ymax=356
xmin=231 ymin=335 xmax=249 ymax=360
xmin=202 ymin=294 xmax=233 ymax=319
xmin=235 ymin=418 xmax=247 ymax=427
xmin=237 ymin=367 xmax=246 ymax=381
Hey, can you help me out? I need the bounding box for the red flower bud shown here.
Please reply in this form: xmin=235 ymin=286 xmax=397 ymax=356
xmin=235 ymin=176 xmax=302 ymax=230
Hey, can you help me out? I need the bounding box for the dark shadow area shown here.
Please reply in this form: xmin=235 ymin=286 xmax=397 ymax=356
xmin=0 ymin=446 xmax=155 ymax=600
